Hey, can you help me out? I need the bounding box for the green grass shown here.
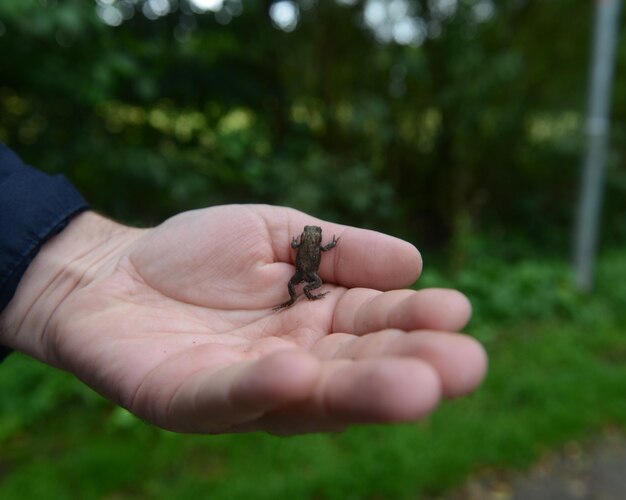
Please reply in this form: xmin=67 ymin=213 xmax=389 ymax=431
xmin=1 ymin=250 xmax=626 ymax=499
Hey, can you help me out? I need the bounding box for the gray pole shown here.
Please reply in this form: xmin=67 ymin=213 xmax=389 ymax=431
xmin=574 ymin=0 xmax=622 ymax=292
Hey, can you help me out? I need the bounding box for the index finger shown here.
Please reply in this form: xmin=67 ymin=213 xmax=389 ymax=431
xmin=261 ymin=206 xmax=422 ymax=291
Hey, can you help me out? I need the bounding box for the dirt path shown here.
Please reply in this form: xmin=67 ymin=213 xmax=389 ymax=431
xmin=437 ymin=428 xmax=626 ymax=500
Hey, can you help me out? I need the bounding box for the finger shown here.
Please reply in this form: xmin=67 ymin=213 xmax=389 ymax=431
xmin=333 ymin=288 xmax=472 ymax=335
xmin=312 ymin=330 xmax=488 ymax=398
xmin=166 ymin=350 xmax=320 ymax=433
xmin=327 ymin=227 xmax=421 ymax=290
xmin=321 ymin=358 xmax=441 ymax=421
xmin=262 ymin=207 xmax=422 ymax=290
xmin=237 ymin=357 xmax=442 ymax=435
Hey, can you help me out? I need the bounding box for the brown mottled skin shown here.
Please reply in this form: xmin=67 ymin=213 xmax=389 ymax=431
xmin=274 ymin=225 xmax=339 ymax=310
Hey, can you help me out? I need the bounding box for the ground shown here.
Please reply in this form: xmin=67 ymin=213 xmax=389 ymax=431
xmin=437 ymin=428 xmax=626 ymax=500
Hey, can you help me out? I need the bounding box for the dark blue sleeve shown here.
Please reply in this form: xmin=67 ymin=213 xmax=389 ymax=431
xmin=0 ymin=144 xmax=89 ymax=362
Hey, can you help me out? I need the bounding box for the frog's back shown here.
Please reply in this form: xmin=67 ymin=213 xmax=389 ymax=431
xmin=295 ymin=227 xmax=323 ymax=272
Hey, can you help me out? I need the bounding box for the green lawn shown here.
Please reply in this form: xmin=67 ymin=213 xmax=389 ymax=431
xmin=1 ymin=251 xmax=626 ymax=499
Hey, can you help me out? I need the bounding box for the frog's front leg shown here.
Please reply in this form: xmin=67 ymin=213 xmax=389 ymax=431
xmin=321 ymin=235 xmax=339 ymax=252
xmin=273 ymin=271 xmax=304 ymax=310
xmin=303 ymin=272 xmax=328 ymax=300
xmin=291 ymin=236 xmax=301 ymax=249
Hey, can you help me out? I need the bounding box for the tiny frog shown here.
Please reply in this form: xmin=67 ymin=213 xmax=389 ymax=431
xmin=273 ymin=225 xmax=339 ymax=310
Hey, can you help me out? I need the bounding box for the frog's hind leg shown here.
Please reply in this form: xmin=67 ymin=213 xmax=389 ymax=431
xmin=303 ymin=272 xmax=329 ymax=301
xmin=273 ymin=272 xmax=304 ymax=310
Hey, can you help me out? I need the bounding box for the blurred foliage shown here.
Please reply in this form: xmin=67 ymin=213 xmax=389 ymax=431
xmin=1 ymin=0 xmax=623 ymax=261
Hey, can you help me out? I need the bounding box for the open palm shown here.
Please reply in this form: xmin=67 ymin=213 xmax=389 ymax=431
xmin=42 ymin=205 xmax=486 ymax=434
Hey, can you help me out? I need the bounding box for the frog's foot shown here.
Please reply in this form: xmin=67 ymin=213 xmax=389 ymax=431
xmin=273 ymin=297 xmax=298 ymax=311
xmin=305 ymin=290 xmax=330 ymax=301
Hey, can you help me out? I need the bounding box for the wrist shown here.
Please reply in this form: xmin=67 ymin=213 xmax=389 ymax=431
xmin=0 ymin=211 xmax=142 ymax=363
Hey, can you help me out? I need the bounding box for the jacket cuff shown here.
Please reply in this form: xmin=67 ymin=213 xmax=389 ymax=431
xmin=0 ymin=145 xmax=89 ymax=361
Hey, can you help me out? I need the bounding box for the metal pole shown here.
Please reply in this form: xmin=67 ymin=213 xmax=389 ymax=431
xmin=573 ymin=0 xmax=622 ymax=291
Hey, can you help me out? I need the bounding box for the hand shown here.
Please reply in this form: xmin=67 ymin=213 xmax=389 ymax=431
xmin=0 ymin=205 xmax=486 ymax=435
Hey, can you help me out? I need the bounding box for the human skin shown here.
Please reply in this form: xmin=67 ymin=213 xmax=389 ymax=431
xmin=0 ymin=205 xmax=487 ymax=435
